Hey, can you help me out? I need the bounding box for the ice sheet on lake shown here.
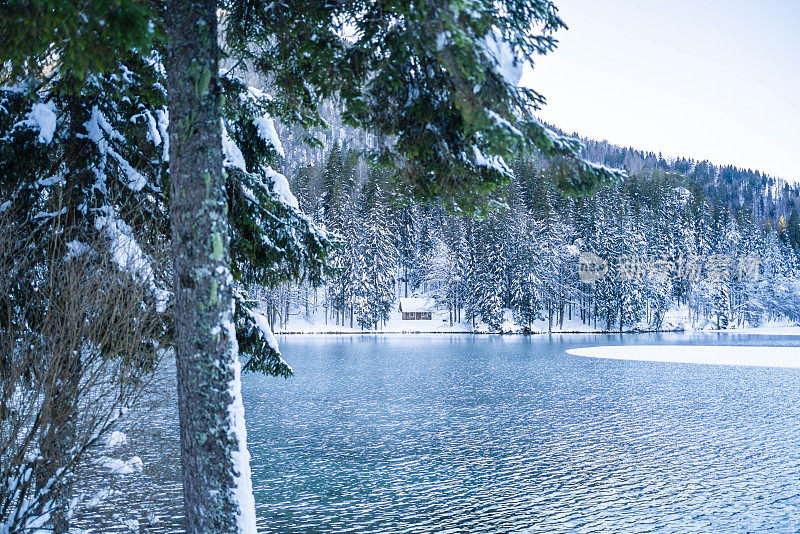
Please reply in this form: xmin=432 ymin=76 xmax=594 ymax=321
xmin=721 ymin=327 xmax=800 ymax=336
xmin=567 ymin=345 xmax=800 ymax=369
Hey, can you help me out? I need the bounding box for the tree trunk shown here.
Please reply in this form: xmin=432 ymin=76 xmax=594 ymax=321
xmin=284 ymin=291 xmax=290 ymax=329
xmin=164 ymin=1 xmax=256 ymax=531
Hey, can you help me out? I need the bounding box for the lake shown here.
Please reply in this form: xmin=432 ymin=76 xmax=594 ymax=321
xmin=77 ymin=333 xmax=800 ymax=532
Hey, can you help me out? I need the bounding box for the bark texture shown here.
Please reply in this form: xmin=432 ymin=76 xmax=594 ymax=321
xmin=164 ymin=1 xmax=252 ymax=531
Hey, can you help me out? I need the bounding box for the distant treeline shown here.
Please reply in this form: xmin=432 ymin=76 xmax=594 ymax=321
xmin=259 ymin=126 xmax=800 ymax=332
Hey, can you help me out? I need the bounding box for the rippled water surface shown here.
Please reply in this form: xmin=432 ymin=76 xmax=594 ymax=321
xmin=75 ymin=333 xmax=800 ymax=532
xmin=247 ymin=333 xmax=800 ymax=533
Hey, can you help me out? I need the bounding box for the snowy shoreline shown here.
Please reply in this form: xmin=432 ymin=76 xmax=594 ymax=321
xmin=271 ymin=303 xmax=799 ymax=337
xmin=276 ymin=327 xmax=686 ymax=335
xmin=276 ymin=326 xmax=800 ymax=336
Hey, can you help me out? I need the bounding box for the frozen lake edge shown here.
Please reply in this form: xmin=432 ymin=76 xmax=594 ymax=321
xmin=567 ymin=344 xmax=800 ymax=368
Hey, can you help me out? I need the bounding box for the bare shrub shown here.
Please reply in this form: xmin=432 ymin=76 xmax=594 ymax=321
xmin=0 ymin=212 xmax=169 ymax=533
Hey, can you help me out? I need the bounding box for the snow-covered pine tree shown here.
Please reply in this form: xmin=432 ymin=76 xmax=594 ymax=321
xmin=429 ymin=214 xmax=470 ymax=325
xmin=787 ymin=208 xmax=800 ymax=256
xmin=757 ymin=227 xmax=800 ymax=322
xmin=226 ymin=0 xmax=624 ymax=213
xmin=0 ymin=59 xmax=170 ymax=532
xmin=219 ymin=72 xmax=338 ymax=373
xmin=409 ymin=207 xmax=436 ymax=294
xmin=7 ymin=0 xmax=627 ymax=529
xmin=1 ymin=16 xmax=336 ymax=533
xmin=393 ymin=203 xmax=417 ymax=299
xmin=468 ymin=213 xmax=507 ymax=330
xmin=504 ymin=177 xmax=542 ymax=330
xmin=352 ymin=169 xmax=398 ymax=329
xmin=509 ymin=226 xmax=543 ymax=331
xmin=319 ymin=146 xmax=359 ymax=326
xmin=424 ymin=235 xmax=455 ymax=319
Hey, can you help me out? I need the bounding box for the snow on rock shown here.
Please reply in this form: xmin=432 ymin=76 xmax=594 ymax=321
xmin=483 ymin=28 xmax=522 ymax=86
xmin=567 ymin=345 xmax=800 ymax=369
xmin=253 ymin=114 xmax=284 ymax=157
xmin=264 ymin=166 xmax=299 ymax=209
xmin=222 ymin=302 xmax=258 ymax=534
xmin=96 ymin=456 xmax=143 ymax=475
xmin=25 ymin=102 xmax=57 ymax=144
xmin=104 ymin=431 xmax=127 ymax=449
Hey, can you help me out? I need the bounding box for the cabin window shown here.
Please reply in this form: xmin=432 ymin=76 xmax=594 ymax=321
xmin=402 ymin=311 xmax=432 ymax=320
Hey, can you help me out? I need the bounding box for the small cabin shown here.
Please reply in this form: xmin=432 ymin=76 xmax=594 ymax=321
xmin=399 ymin=297 xmax=433 ymax=320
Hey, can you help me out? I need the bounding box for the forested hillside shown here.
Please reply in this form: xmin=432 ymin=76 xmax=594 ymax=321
xmin=257 ymin=113 xmax=800 ymax=333
xmin=579 ymin=136 xmax=800 ymax=224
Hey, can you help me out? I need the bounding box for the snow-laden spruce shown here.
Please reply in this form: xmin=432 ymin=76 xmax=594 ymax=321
xmin=262 ymin=134 xmax=800 ymax=333
xmin=1 ymin=53 xmax=334 ymax=531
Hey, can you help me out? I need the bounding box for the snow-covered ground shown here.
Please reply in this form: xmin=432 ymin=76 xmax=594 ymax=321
xmin=275 ymin=305 xmax=607 ymax=334
xmin=567 ymin=345 xmax=800 ymax=368
xmin=272 ymin=301 xmax=799 ymax=335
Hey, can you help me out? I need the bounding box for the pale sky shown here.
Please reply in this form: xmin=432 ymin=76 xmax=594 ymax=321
xmin=523 ymin=0 xmax=800 ymax=183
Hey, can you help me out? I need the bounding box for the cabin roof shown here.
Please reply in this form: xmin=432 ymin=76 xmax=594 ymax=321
xmin=399 ymin=297 xmax=433 ymax=313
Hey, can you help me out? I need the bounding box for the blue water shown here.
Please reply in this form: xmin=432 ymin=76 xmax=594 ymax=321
xmin=73 ymin=332 xmax=800 ymax=532
xmin=243 ymin=333 xmax=800 ymax=533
